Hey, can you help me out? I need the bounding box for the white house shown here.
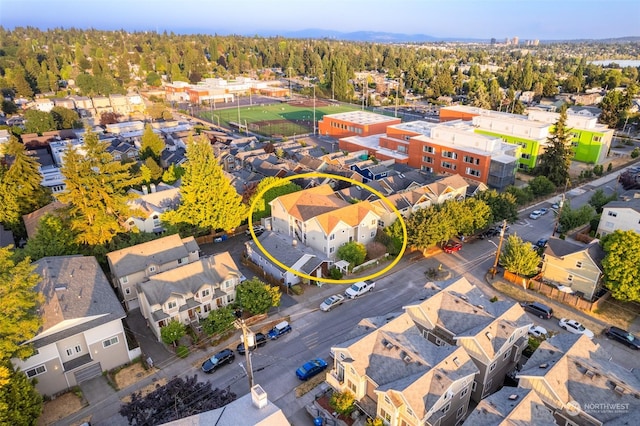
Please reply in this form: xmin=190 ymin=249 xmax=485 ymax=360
xmin=125 ymin=184 xmax=181 ymax=234
xmin=596 ymin=191 xmax=640 ymax=237
xmin=12 ymin=256 xmax=134 ymax=397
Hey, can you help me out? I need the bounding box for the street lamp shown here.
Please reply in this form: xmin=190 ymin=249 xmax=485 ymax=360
xmin=490 ymin=220 xmax=508 ymax=278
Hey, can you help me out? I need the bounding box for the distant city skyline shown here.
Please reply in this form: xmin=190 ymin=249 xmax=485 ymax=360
xmin=1 ymin=0 xmax=639 ymax=41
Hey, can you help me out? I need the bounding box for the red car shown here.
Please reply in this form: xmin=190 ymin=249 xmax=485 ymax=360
xmin=443 ymin=241 xmax=462 ymax=253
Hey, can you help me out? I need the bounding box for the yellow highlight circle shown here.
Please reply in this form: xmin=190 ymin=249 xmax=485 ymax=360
xmin=247 ymin=172 xmax=408 ymax=284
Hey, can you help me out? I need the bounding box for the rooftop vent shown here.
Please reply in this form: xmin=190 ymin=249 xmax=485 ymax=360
xmin=614 ymin=385 xmax=625 ymax=396
xmin=403 ymin=355 xmax=412 ymax=363
xmin=539 ymin=363 xmax=549 ymax=369
xmin=383 ymin=340 xmax=394 ymax=350
xmin=55 ymin=285 xmax=67 ymax=291
xmin=508 ymin=394 xmax=519 ymax=401
xmin=460 ymin=295 xmax=468 ymax=301
xmin=251 ymin=384 xmax=268 ymax=409
xmin=486 ymin=332 xmax=493 ymax=341
xmin=585 ymin=370 xmax=595 ymax=378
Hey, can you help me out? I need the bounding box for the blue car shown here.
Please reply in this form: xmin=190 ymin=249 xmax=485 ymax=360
xmin=268 ymin=321 xmax=292 ymax=340
xmin=296 ymin=358 xmax=328 ymax=381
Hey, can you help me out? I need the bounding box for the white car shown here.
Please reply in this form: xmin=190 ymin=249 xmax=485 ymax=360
xmin=319 ymin=294 xmax=345 ymax=312
xmin=529 ymin=210 xmax=543 ymax=220
xmin=345 ymin=280 xmax=376 ymax=299
xmin=528 ymin=325 xmax=549 ymax=339
xmin=558 ymin=318 xmax=594 ymax=339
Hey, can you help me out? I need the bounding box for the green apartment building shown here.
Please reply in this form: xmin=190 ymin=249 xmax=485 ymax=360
xmin=441 ymin=106 xmax=614 ymax=170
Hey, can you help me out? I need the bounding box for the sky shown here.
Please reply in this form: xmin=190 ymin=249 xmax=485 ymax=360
xmin=1 ymin=0 xmax=638 ymax=41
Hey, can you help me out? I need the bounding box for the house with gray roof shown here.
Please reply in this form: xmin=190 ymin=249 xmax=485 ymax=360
xmin=596 ymin=190 xmax=640 ymax=237
xmin=106 ymin=234 xmax=200 ymax=311
xmin=245 ymin=231 xmax=331 ymax=286
xmin=137 ymin=251 xmax=243 ymax=341
xmin=12 ymin=256 xmax=133 ymax=397
xmin=327 ymin=307 xmax=479 ymax=426
xmin=402 ymin=277 xmax=532 ymax=402
xmin=125 ymin=184 xmax=181 ymax=234
xmin=541 ymin=237 xmax=605 ymax=300
xmin=517 ymin=333 xmax=640 ymax=426
xmin=463 ymin=386 xmax=557 ymax=425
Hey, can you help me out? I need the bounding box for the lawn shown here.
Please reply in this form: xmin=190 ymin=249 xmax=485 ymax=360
xmin=197 ymin=101 xmax=360 ymax=137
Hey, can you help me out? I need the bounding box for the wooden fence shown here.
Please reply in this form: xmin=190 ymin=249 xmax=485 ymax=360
xmin=503 ymin=271 xmax=610 ymax=312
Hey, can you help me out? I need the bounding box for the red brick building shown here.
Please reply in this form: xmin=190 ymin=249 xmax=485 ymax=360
xmin=318 ymin=111 xmax=400 ymax=138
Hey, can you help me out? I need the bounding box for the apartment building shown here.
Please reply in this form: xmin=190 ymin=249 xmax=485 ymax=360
xmin=106 ymin=234 xmax=200 ymax=310
xmin=318 ymin=111 xmax=401 ymax=138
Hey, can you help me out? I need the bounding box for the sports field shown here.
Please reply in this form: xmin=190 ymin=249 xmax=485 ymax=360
xmin=197 ymin=99 xmax=361 ymax=137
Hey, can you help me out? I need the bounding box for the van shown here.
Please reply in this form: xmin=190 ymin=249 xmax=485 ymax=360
xmin=267 ymin=320 xmax=292 ymax=340
xmin=520 ymin=301 xmax=553 ymax=319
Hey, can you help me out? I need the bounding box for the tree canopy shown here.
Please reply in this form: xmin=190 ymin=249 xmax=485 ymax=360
xmin=119 ymin=375 xmax=236 ymax=425
xmin=236 ymin=278 xmax=281 ymax=315
xmin=201 ymin=306 xmax=236 ymax=336
xmin=499 ymin=234 xmax=541 ymax=279
xmin=160 ymin=320 xmax=185 ymax=348
xmin=602 ymin=230 xmax=640 ymax=302
xmin=57 ymin=128 xmax=142 ymax=245
xmin=248 ymin=177 xmax=302 ymax=221
xmin=139 ymin=124 xmax=165 ymax=160
xmin=0 ymin=362 xmax=43 ymax=425
xmin=337 ymin=242 xmax=367 ymax=267
xmin=162 ymin=135 xmax=246 ymax=233
xmin=535 ymin=109 xmax=573 ymax=187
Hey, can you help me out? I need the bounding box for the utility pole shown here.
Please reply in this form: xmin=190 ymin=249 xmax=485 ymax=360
xmin=238 ymin=318 xmax=254 ymax=389
xmin=491 ymin=220 xmax=508 ymax=278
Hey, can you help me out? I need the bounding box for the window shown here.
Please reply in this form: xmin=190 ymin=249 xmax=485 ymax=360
xmin=329 ymin=247 xmax=335 ymax=253
xmin=442 ymin=150 xmax=457 ymax=159
xmin=103 ymin=336 xmax=119 ymax=348
xmin=567 ymin=274 xmax=574 ymax=282
xmin=460 ymin=387 xmax=468 ymax=398
xmin=423 ymin=146 xmax=434 ymax=153
xmin=472 ymin=381 xmax=477 ymax=392
xmin=593 ymin=135 xmax=602 ymax=143
xmin=441 ymin=161 xmax=456 ymax=170
xmin=66 ymin=348 xmax=73 ymax=356
xmin=348 ymin=381 xmax=357 ymax=393
xmin=406 ymin=407 xmax=414 ymax=417
xmin=125 ymin=287 xmax=131 ymax=295
xmin=453 ymin=357 xmax=460 ymax=367
xmin=384 ymin=395 xmax=391 ymax=405
xmin=370 ymin=231 xmax=375 ymax=237
xmin=466 ymin=168 xmax=481 ymax=177
xmin=608 ymin=211 xmax=617 ymax=217
xmin=422 ymin=156 xmax=433 ymax=163
xmin=120 ymin=276 xmax=129 ymax=284
xmin=421 ymin=166 xmax=433 ymax=173
xmin=490 ymin=362 xmax=496 ymax=372
xmin=382 ymin=410 xmax=391 ymax=422
xmin=203 ymin=303 xmax=211 ymax=313
xmin=223 ymin=280 xmax=234 ymax=289
xmin=128 ymin=220 xmax=135 ymax=226
xmin=483 ymin=379 xmax=493 ymax=396
xmin=25 ymin=365 xmax=46 ymax=378
xmin=74 ymin=345 xmax=82 ymax=353
xmin=397 ymin=145 xmax=407 ymax=153
xmin=201 ymin=289 xmax=210 ymax=298
xmin=441 ymin=402 xmax=451 ymax=414
xmin=504 ymin=348 xmax=512 ymax=359
xmin=148 ymin=265 xmax=156 ymax=273
xmin=329 ymin=234 xmax=335 ymax=240
xmin=178 ymin=257 xmax=188 ymax=265
xmin=456 ymin=406 xmax=465 ymax=418
xmin=167 ymin=300 xmax=177 ymax=310
xmin=576 ymin=261 xmax=583 ymax=268
xmin=521 ymin=153 xmax=530 ymax=159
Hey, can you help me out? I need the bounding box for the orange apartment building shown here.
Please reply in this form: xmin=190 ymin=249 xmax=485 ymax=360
xmin=339 ymin=120 xmax=520 ymax=190
xmin=317 ymin=111 xmax=400 ymax=138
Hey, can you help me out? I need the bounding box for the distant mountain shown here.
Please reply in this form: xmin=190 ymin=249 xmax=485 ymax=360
xmin=240 ymin=28 xmax=484 ymax=43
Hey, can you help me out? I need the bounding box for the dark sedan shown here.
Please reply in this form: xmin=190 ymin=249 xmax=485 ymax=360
xmin=605 ymin=326 xmax=640 ymax=350
xmin=201 ymin=348 xmax=235 ymax=373
xmin=236 ymin=332 xmax=267 ymax=354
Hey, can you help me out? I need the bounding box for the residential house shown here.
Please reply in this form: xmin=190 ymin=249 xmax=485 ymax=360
xmin=125 ymin=185 xmax=181 ymax=234
xmin=463 ymin=386 xmax=557 ymax=425
xmin=11 ymin=256 xmax=134 ymax=397
xmin=0 ymin=223 xmax=14 ymax=248
xmin=596 ymin=190 xmax=640 ymax=236
xmin=106 ymin=234 xmax=200 ymax=311
xmin=137 ymin=252 xmax=243 ymax=341
xmin=269 ymin=184 xmax=380 ymax=259
xmin=22 ymin=200 xmax=66 ymax=239
xmin=517 ymin=333 xmax=640 ymax=425
xmin=541 ymin=237 xmax=605 ymax=300
xmin=326 ymin=310 xmax=479 ymax=426
xmin=403 ymin=277 xmax=531 ymax=402
xmin=245 ymin=231 xmax=331 ymax=286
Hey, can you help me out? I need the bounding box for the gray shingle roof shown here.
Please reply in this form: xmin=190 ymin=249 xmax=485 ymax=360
xmin=248 ymin=231 xmax=330 ymax=273
xmin=464 ymin=387 xmax=557 ymax=426
xmin=31 ymin=256 xmax=125 ymax=348
xmin=139 ymin=252 xmax=240 ymax=306
xmin=107 ymin=234 xmax=199 ymax=278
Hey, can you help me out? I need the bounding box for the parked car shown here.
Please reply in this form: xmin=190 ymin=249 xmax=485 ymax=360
xmin=528 ymin=325 xmax=549 ymax=339
xmin=539 ymin=208 xmax=549 ymax=215
xmin=559 ymin=318 xmax=594 ymax=339
xmin=214 ymin=234 xmax=228 ymax=243
xmin=201 ymin=348 xmax=235 ymax=373
xmin=245 ymin=225 xmax=265 ymax=236
xmin=236 ymin=332 xmax=267 ymax=354
xmin=295 ymin=358 xmax=328 ymax=381
xmin=520 ymin=301 xmax=554 ymax=319
xmin=604 ymin=326 xmax=640 ymax=349
xmin=535 ymin=238 xmax=548 ymax=249
xmin=529 ymin=210 xmax=543 ymax=220
xmin=345 ymin=280 xmax=376 ymax=299
xmin=268 ymin=320 xmax=292 ymax=340
xmin=320 ymin=294 xmax=345 ymax=312
xmin=443 ymin=241 xmax=462 ymax=253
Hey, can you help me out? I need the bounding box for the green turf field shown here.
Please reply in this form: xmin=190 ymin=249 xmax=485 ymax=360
xmin=198 ymin=101 xmax=361 ymax=137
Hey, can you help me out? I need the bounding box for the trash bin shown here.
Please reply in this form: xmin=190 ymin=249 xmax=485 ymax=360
xmin=313 ymin=417 xmax=324 ymax=426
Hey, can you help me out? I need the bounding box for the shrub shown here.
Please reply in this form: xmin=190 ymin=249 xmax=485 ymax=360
xmin=329 ymin=266 xmax=343 ymax=280
xmin=490 ymin=296 xmax=499 ymax=302
xmin=329 ymin=390 xmax=356 ymax=416
xmin=176 ymin=345 xmax=189 ymax=358
xmin=607 ymin=163 xmax=613 ymax=172
xmin=631 ymin=148 xmax=640 ymax=159
xmin=366 ymin=241 xmax=387 ymax=260
xmin=290 ymin=284 xmax=303 ymax=295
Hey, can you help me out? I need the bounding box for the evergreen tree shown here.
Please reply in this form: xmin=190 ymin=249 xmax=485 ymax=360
xmin=144 ymin=157 xmax=163 ymax=181
xmin=0 ymin=362 xmax=43 ymax=425
xmin=499 ymin=234 xmax=541 ymax=282
xmin=236 ymin=278 xmax=281 ymax=315
xmin=139 ymin=124 xmax=165 ymax=160
xmin=163 ymin=135 xmax=246 ymax=233
xmin=0 ymin=247 xmax=43 ymax=386
xmin=535 ymin=109 xmax=573 ymax=187
xmin=602 ymin=230 xmax=640 ymax=302
xmin=21 ymin=214 xmax=79 ymax=262
xmin=57 ymin=129 xmax=142 ymax=245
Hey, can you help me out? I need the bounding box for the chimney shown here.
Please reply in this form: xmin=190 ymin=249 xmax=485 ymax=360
xmin=150 ymin=183 xmax=157 ymax=193
xmin=251 ymin=384 xmax=268 ymax=409
xmin=142 ymin=185 xmax=149 ymax=195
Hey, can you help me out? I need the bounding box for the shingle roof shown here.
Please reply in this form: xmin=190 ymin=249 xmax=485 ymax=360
xmin=464 ymin=387 xmax=557 ymax=426
xmin=247 ymin=231 xmax=329 ymax=273
xmin=312 ymin=200 xmax=378 ymax=234
xmin=273 ymin=184 xmax=347 ymax=221
xmin=106 ymin=234 xmax=199 ymax=278
xmin=545 ymin=237 xmax=605 ymax=265
xmin=31 ymin=256 xmax=125 ymax=348
xmin=139 ymin=252 xmax=240 ymax=306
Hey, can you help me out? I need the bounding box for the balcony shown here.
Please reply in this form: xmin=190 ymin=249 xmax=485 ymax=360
xmin=325 ymin=370 xmax=345 ymax=391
